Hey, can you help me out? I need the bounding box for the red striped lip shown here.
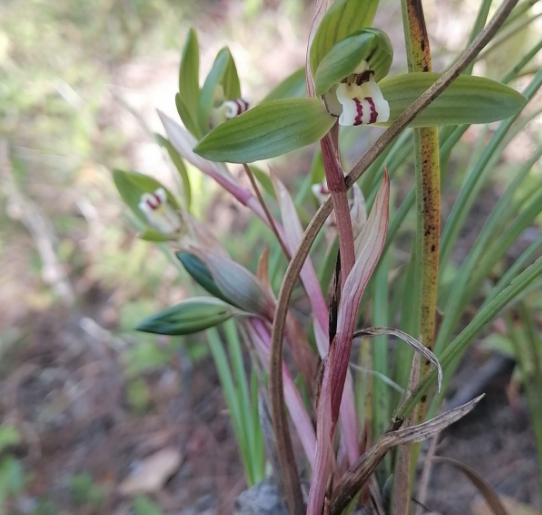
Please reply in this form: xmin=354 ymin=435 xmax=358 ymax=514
xmin=146 ymin=198 xmax=159 ymax=210
xmin=365 ymin=97 xmax=378 ymax=124
xmin=239 ymin=99 xmax=249 ymax=112
xmin=146 ymin=192 xmax=163 ymax=210
xmin=354 ymin=98 xmax=363 ymax=126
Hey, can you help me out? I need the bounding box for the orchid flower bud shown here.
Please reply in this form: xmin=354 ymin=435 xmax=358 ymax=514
xmin=201 ymin=251 xmax=273 ymax=318
xmin=138 ymin=188 xmax=182 ymax=235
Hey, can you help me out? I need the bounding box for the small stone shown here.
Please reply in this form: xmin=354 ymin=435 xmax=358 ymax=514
xmin=233 ymin=477 xmax=288 ymax=515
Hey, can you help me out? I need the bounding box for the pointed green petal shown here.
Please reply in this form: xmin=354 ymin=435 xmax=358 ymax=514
xmin=194 ymin=98 xmax=335 ymax=163
xmin=310 ymin=0 xmax=381 ymax=75
xmin=315 ymin=28 xmax=393 ymax=96
xmin=379 ymin=73 xmax=527 ymax=127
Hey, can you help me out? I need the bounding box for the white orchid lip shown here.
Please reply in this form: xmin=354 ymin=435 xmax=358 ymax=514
xmin=138 ymin=188 xmax=182 ymax=235
xmin=223 ymin=99 xmax=249 ymax=119
xmin=311 ymin=181 xmax=330 ymax=204
xmin=335 ymin=75 xmax=390 ymax=127
xmin=210 ymin=98 xmax=250 ymax=128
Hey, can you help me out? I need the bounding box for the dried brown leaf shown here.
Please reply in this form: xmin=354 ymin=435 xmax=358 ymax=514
xmin=354 ymin=327 xmax=443 ymax=391
xmin=330 ymin=396 xmax=484 ymax=515
xmin=118 ymin=447 xmax=182 ymax=495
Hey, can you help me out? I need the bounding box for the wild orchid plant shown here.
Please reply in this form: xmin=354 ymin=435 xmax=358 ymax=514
xmin=113 ymin=0 xmax=542 ymax=513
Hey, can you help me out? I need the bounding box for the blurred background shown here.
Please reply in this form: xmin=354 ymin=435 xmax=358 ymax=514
xmin=0 ymin=0 xmax=541 ymax=514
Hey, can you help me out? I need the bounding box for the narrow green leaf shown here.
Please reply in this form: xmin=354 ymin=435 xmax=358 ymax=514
xmin=133 ymin=496 xmax=165 ymax=515
xmin=315 ymin=28 xmax=393 ymax=96
xmin=156 ymin=133 xmax=192 ymax=209
xmin=250 ymin=165 xmax=275 ymax=198
xmin=371 ymin=255 xmax=390 ymax=479
xmin=206 ymin=327 xmax=252 ymax=483
xmin=0 ymin=427 xmax=20 ymax=454
xmin=112 ymin=169 xmax=179 ymax=224
xmin=397 ymin=256 xmax=542 ymax=420
xmin=378 ymin=73 xmax=527 ymax=127
xmin=136 ymin=297 xmax=234 ymax=335
xmin=310 ymin=0 xmax=380 ymax=76
xmin=262 ymin=67 xmax=307 ymax=103
xmin=197 ymin=48 xmax=241 ymax=133
xmin=139 ymin=229 xmax=176 ymax=242
xmin=194 ymin=98 xmax=335 ymax=163
xmin=178 ymin=28 xmax=200 ymax=136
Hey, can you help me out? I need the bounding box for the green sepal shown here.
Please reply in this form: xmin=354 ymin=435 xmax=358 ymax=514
xmin=176 ymin=93 xmax=202 ymax=139
xmin=309 ymin=0 xmax=381 ymax=76
xmin=136 ymin=297 xmax=234 ymax=335
xmin=177 ymin=28 xmax=201 ymax=138
xmin=378 ymin=73 xmax=528 ymax=127
xmin=197 ymin=48 xmax=241 ymax=134
xmin=315 ymin=28 xmax=393 ymax=96
xmin=194 ymin=98 xmax=335 ymax=163
xmin=177 ymin=251 xmax=233 ymax=304
xmin=262 ymin=67 xmax=307 ymax=103
xmin=112 ymin=169 xmax=179 ymax=224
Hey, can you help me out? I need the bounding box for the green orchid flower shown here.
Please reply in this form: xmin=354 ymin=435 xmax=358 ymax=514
xmin=171 ymin=1 xmax=527 ymax=164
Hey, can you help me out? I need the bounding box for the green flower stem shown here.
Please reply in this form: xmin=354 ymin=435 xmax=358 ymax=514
xmin=394 ymin=1 xmax=439 ymax=510
xmin=401 ymin=0 xmax=440 ymax=424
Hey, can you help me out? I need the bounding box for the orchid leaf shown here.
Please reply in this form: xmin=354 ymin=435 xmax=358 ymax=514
xmin=179 ymin=28 xmax=199 ymax=106
xmin=315 ymin=28 xmax=393 ymax=96
xmin=136 ymin=297 xmax=234 ymax=335
xmin=177 ymin=28 xmax=201 ymax=137
xmin=197 ymin=47 xmax=241 ymax=133
xmin=309 ymin=0 xmax=381 ymax=75
xmin=194 ymin=98 xmax=335 ymax=163
xmin=262 ymin=67 xmax=307 ymax=102
xmin=378 ymin=73 xmax=527 ymax=127
xmin=113 ymin=169 xmax=179 ymax=224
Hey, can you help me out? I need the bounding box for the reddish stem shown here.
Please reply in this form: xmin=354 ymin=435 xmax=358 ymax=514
xmin=320 ymin=125 xmax=356 ymax=285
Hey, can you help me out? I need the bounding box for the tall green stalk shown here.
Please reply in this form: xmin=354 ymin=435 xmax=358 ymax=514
xmin=400 ymin=0 xmax=440 ymax=423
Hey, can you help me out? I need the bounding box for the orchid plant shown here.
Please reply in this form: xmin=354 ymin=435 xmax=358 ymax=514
xmin=113 ymin=0 xmax=542 ymax=513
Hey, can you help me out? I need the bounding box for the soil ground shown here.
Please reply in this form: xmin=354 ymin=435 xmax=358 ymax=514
xmin=2 ymin=309 xmax=539 ymax=514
